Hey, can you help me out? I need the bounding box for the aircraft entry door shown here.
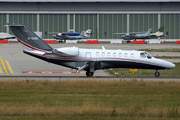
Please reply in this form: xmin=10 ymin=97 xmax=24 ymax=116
xmin=85 ymin=52 xmax=91 ymax=60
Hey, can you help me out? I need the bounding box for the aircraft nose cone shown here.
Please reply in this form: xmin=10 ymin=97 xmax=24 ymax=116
xmin=168 ymin=62 xmax=175 ymax=69
xmin=157 ymin=59 xmax=175 ymax=69
xmin=163 ymin=60 xmax=175 ymax=69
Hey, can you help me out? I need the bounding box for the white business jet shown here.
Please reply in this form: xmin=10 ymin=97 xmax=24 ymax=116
xmin=8 ymin=24 xmax=175 ymax=77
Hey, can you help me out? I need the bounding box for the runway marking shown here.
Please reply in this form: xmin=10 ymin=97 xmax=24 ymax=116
xmin=0 ymin=66 xmax=3 ymax=73
xmin=0 ymin=57 xmax=10 ymax=76
xmin=5 ymin=61 xmax=14 ymax=73
xmin=22 ymin=71 xmax=86 ymax=74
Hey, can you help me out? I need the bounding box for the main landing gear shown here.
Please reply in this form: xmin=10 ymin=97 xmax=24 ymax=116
xmin=154 ymin=70 xmax=160 ymax=77
xmin=86 ymin=71 xmax=94 ymax=77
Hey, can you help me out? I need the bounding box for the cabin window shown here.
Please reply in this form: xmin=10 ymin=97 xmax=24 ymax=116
xmin=96 ymin=52 xmax=99 ymax=56
xmin=140 ymin=53 xmax=146 ymax=58
xmin=107 ymin=52 xmax=111 ymax=56
xmin=131 ymin=53 xmax=134 ymax=58
xmin=119 ymin=53 xmax=122 ymax=57
xmin=113 ymin=53 xmax=116 ymax=57
xmin=124 ymin=53 xmax=128 ymax=57
xmin=102 ymin=52 xmax=105 ymax=56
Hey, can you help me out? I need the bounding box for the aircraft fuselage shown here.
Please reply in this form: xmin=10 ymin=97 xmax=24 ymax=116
xmin=121 ymin=34 xmax=150 ymax=40
xmin=23 ymin=47 xmax=175 ymax=71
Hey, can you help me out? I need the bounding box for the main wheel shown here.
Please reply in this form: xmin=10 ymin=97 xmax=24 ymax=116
xmin=86 ymin=71 xmax=94 ymax=77
xmin=154 ymin=71 xmax=160 ymax=77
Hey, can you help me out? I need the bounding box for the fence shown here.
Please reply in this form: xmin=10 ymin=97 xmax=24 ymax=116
xmin=0 ymin=112 xmax=179 ymax=120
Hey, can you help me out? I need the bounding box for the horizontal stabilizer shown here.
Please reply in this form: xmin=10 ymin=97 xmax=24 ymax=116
xmin=0 ymin=33 xmax=15 ymax=40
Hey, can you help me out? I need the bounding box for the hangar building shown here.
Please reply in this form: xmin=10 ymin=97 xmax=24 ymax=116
xmin=0 ymin=0 xmax=180 ymax=40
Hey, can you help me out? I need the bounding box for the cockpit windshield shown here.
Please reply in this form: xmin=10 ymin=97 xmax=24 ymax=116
xmin=126 ymin=33 xmax=130 ymax=35
xmin=140 ymin=52 xmax=152 ymax=59
xmin=145 ymin=52 xmax=152 ymax=59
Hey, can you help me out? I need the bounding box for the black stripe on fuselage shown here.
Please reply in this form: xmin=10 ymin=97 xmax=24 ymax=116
xmin=23 ymin=50 xmax=166 ymax=70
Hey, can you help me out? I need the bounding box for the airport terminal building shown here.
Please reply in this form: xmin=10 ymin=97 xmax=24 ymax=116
xmin=0 ymin=0 xmax=180 ymax=40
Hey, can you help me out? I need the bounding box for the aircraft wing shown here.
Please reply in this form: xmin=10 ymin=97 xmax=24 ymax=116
xmin=0 ymin=33 xmax=15 ymax=40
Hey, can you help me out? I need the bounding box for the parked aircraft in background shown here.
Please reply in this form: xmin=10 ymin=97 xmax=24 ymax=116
xmin=150 ymin=26 xmax=167 ymax=38
xmin=114 ymin=27 xmax=166 ymax=41
xmin=8 ymin=24 xmax=175 ymax=77
xmin=0 ymin=32 xmax=15 ymax=40
xmin=49 ymin=29 xmax=91 ymax=42
xmin=114 ymin=28 xmax=152 ymax=40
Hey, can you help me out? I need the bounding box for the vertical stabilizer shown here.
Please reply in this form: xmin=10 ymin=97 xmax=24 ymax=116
xmin=84 ymin=29 xmax=92 ymax=38
xmin=80 ymin=31 xmax=85 ymax=36
xmin=158 ymin=26 xmax=164 ymax=32
xmin=8 ymin=23 xmax=53 ymax=52
xmin=154 ymin=26 xmax=164 ymax=36
xmin=145 ymin=28 xmax=152 ymax=36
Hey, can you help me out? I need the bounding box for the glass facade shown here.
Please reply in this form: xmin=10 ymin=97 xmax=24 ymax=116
xmin=129 ymin=14 xmax=158 ymax=34
xmin=0 ymin=14 xmax=6 ymax=32
xmin=0 ymin=13 xmax=179 ymax=39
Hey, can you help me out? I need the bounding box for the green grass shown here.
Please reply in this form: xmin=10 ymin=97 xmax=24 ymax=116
xmin=139 ymin=48 xmax=180 ymax=52
xmin=0 ymin=80 xmax=179 ymax=119
xmin=106 ymin=63 xmax=180 ymax=77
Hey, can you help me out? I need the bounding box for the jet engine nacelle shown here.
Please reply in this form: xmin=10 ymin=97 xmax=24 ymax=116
xmin=56 ymin=46 xmax=79 ymax=56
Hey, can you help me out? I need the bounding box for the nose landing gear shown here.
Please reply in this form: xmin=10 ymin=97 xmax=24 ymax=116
xmin=154 ymin=70 xmax=160 ymax=77
xmin=86 ymin=71 xmax=94 ymax=77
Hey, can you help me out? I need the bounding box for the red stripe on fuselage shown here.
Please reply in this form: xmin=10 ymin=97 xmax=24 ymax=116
xmin=27 ymin=50 xmax=156 ymax=66
xmin=22 ymin=71 xmax=86 ymax=74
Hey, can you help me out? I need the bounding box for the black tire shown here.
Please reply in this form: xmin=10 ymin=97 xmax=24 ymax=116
xmin=154 ymin=71 xmax=160 ymax=77
xmin=86 ymin=71 xmax=94 ymax=77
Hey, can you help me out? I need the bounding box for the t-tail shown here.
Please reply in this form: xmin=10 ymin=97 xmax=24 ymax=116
xmin=154 ymin=26 xmax=164 ymax=36
xmin=145 ymin=28 xmax=152 ymax=36
xmin=8 ymin=23 xmax=53 ymax=52
xmin=158 ymin=26 xmax=164 ymax=32
xmin=150 ymin=26 xmax=165 ymax=38
xmin=84 ymin=29 xmax=92 ymax=38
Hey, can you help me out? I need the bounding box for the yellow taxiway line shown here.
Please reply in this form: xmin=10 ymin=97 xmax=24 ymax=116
xmin=0 ymin=66 xmax=3 ymax=73
xmin=6 ymin=61 xmax=14 ymax=73
xmin=0 ymin=57 xmax=10 ymax=76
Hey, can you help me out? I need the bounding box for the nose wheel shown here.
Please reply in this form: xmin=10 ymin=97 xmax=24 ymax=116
xmin=86 ymin=71 xmax=94 ymax=77
xmin=154 ymin=70 xmax=160 ymax=77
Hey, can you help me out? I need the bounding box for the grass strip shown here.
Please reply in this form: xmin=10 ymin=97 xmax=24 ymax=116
xmin=106 ymin=63 xmax=180 ymax=77
xmin=0 ymin=80 xmax=179 ymax=119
